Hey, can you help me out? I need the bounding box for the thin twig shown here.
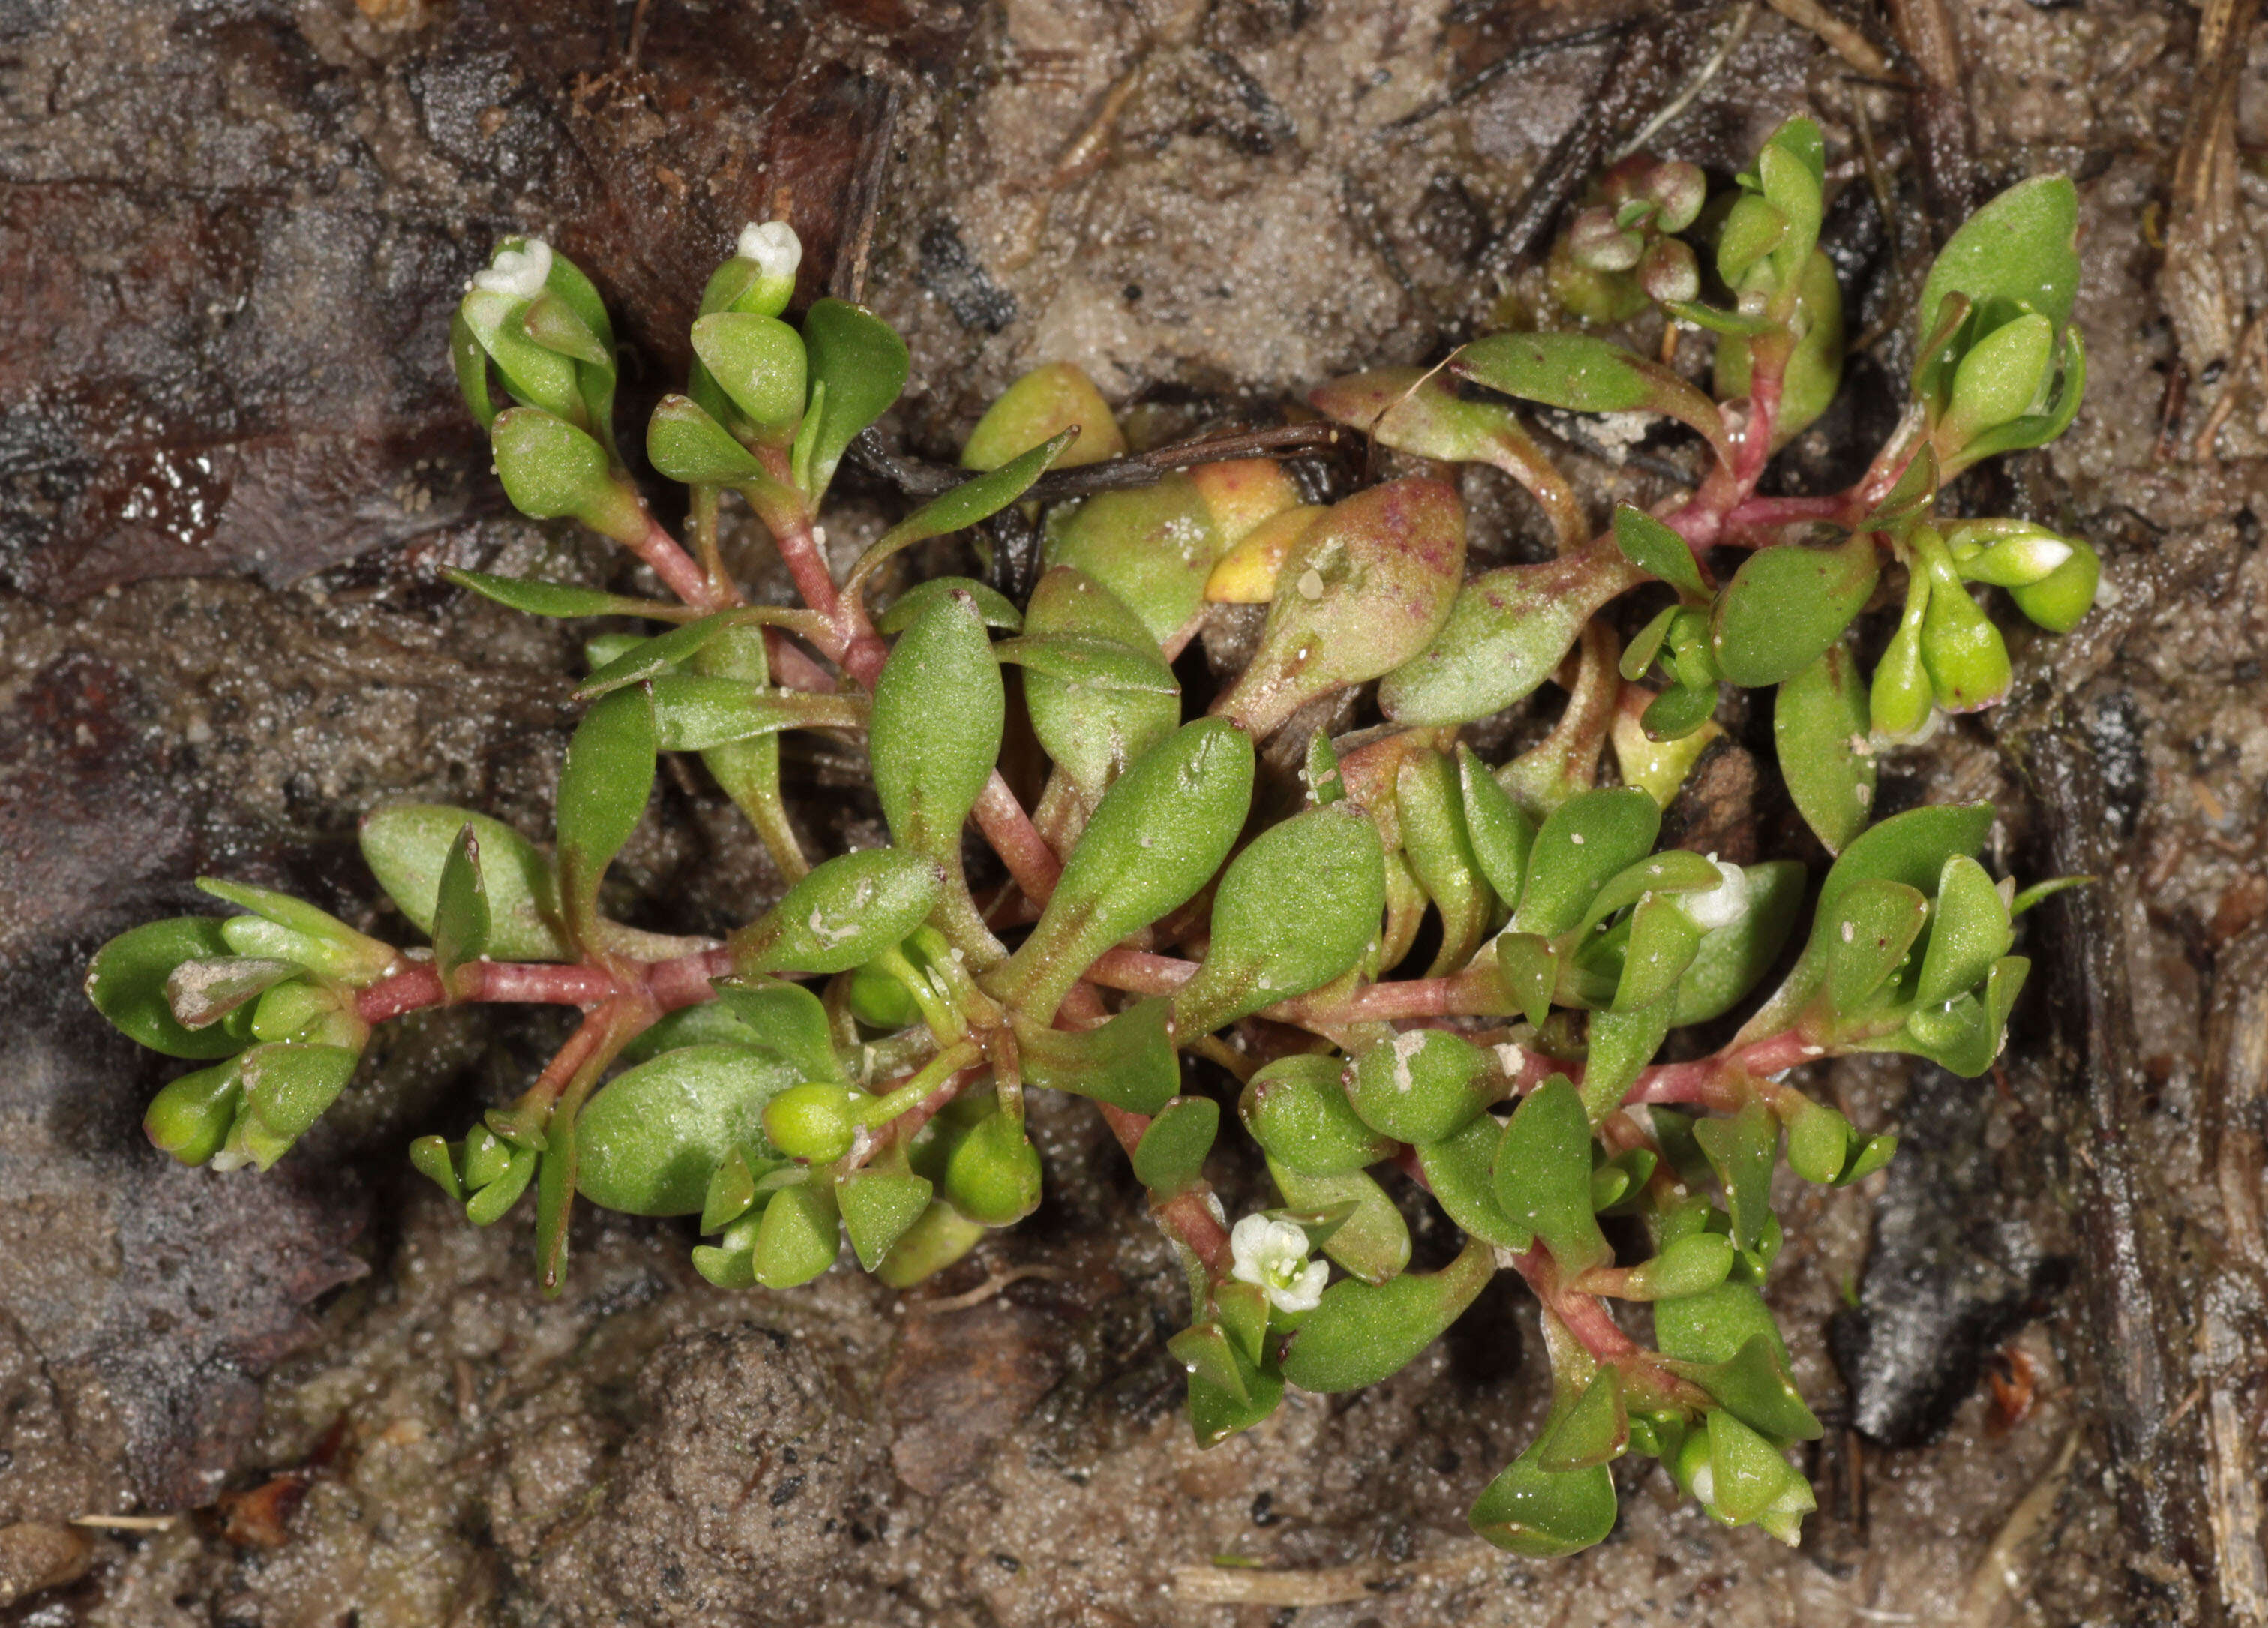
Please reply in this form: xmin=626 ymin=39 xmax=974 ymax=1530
xmin=848 ymin=422 xmax=1347 ymax=501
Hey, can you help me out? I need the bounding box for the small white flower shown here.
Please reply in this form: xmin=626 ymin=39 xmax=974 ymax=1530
xmin=737 ymin=220 xmax=803 ymax=282
xmin=1678 ymin=859 xmax=1750 ymax=931
xmin=1230 ymin=1215 xmax=1328 ymax=1314
xmin=472 ymin=238 xmax=553 ymax=300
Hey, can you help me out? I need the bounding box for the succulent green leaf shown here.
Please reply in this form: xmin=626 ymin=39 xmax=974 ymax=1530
xmin=700 ymin=1150 xmax=760 ymax=1234
xmin=689 ymin=312 xmax=807 ymax=431
xmin=962 ymin=362 xmax=1124 ymax=471
xmin=794 ymin=298 xmax=910 ymax=501
xmin=431 ymin=825 xmax=489 ymax=986
xmin=1611 ymin=504 xmax=1706 ymax=596
xmin=1917 ymin=174 xmax=2080 ymax=347
xmin=1347 ymin=1029 xmax=1495 ymax=1146
xmin=466 ymin=1143 xmax=538 ymax=1225
xmin=1786 ymin=1099 xmax=1853 ymax=1185
xmin=838 ymin=1171 xmax=934 ymax=1272
xmin=1380 ymin=548 xmax=1642 ymax=726
xmin=1468 ymin=1446 xmax=1617 ymax=1558
xmin=992 ymin=632 xmax=1178 ymax=693
xmin=145 ymin=1059 xmax=245 ymax=1164
xmin=87 ymin=917 xmax=258 ymax=1059
xmin=1671 ymin=860 xmax=1804 ymax=1024
xmin=1019 ymin=566 xmax=1180 ymax=803
xmin=1001 ymin=719 xmax=1254 ymax=1023
xmin=871 ymin=589 xmax=1006 ymax=864
xmin=754 ymin=1180 xmax=842 ymax=1287
xmin=1215 ymin=477 xmax=1468 ymax=737
xmin=576 ymin=1044 xmax=797 ymax=1215
xmin=1457 ymin=744 xmax=1536 ymax=903
xmin=1613 ymin=894 xmax=1706 ymax=1012
xmin=1693 ymin=1101 xmax=1778 ymax=1251
xmin=1581 ymin=1002 xmax=1672 ymax=1123
xmin=409 ymin=1134 xmax=463 ymax=1202
xmin=646 ymin=393 xmax=770 ymax=484
xmin=1823 ymin=879 xmax=1930 ymax=1016
xmin=646 ymin=675 xmax=862 ymax=752
xmin=1710 ymin=529 xmax=1879 ymax=688
xmin=1188 ymin=1362 xmax=1285 ymax=1449
xmin=1492 ymin=1077 xmax=1609 ymax=1271
xmin=1534 ymin=1367 xmax=1629 ymax=1471
xmin=732 ymin=848 xmax=946 ymax=975
xmin=442 ymin=568 xmax=675 ymax=621
xmin=489 ymin=408 xmax=640 ymax=539
xmin=1630 ymin=1231 xmax=1737 ymax=1299
xmin=1576 ymin=849 xmax=1728 ymax=938
xmin=1043 ymin=476 xmax=1220 ymax=645
xmin=1175 ymin=806 xmax=1385 ymax=1033
xmin=1240 ymin=1053 xmax=1396 ymax=1177
xmin=1170 ymin=1321 xmax=1253 ymax=1405
xmin=1700 ymin=1408 xmax=1813 ymax=1525
xmin=232 ymin=1042 xmax=360 ymax=1170
xmin=1942 ymin=311 xmax=2054 ymax=447
xmin=878 ymin=576 xmax=1023 ymax=636
xmin=1858 ymin=443 xmax=1940 ymax=534
xmin=710 ymin=976 xmax=850 ymax=1085
xmin=1954 ymin=326 xmax=2087 ymax=467
xmin=1454 ymin=332 xmax=1725 ymax=455
xmin=1265 ymin=1158 xmax=1411 ymax=1284
xmin=1132 ymin=1095 xmax=1219 ymax=1194
xmin=1492 ymin=932 xmax=1559 ymax=1029
xmin=554 ymin=685 xmax=656 ymax=932
xmin=1512 ymin=787 xmax=1661 ymax=939
xmin=856 ymin=430 xmax=1078 ymax=591
xmin=460 ymin=287 xmax=580 ymax=422
xmin=1282 ymin=1237 xmax=1492 ymax=1392
xmin=1916 ymin=855 xmax=2015 ymax=1008
xmin=1774 ymin=644 xmax=1876 ymax=854
xmin=1396 ymin=748 xmax=1493 ymax=978
xmin=1016 ymin=997 xmax=1180 ymax=1114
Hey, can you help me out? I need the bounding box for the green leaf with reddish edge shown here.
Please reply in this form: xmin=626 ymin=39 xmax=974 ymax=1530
xmin=731 ymin=848 xmax=944 ymax=975
xmin=431 ymin=825 xmax=489 ymax=987
xmin=1214 ymin=476 xmax=1467 ymax=738
xmin=1468 ymin=1446 xmax=1617 ymax=1558
xmin=999 ymin=719 xmax=1254 ymax=1024
xmin=1917 ymin=175 xmax=2080 ymax=348
xmin=1626 ymin=1231 xmax=1736 ymax=1299
xmin=1694 ymin=1101 xmax=1778 ymax=1251
xmin=1347 ymin=1029 xmax=1495 ymax=1147
xmin=1671 ymin=860 xmax=1804 ymax=1025
xmin=1492 ymin=1076 xmax=1608 ymax=1270
xmin=646 ymin=675 xmax=862 ymax=752
xmin=1265 ymin=1158 xmax=1410 ymax=1284
xmin=554 ymin=684 xmax=655 ymax=938
xmin=1453 ymin=332 xmax=1726 ymax=458
xmin=646 ymin=394 xmax=769 ymax=484
xmin=754 ymin=1180 xmax=842 ymax=1287
xmin=1581 ymin=1002 xmax=1671 ymax=1124
xmin=849 ymin=430 xmax=1077 ymax=596
xmin=1309 ymin=368 xmax=1580 ymax=541
xmin=1380 ymin=546 xmax=1643 ymax=727
xmin=710 ymin=976 xmax=850 ymax=1084
xmin=146 ymin=1059 xmax=245 ymax=1164
xmin=880 ymin=576 xmax=1022 ymax=636
xmin=1916 ymin=855 xmax=2014 ymax=1008
xmin=1709 ymin=528 xmax=1879 ymax=688
xmin=871 ymin=588 xmax=1004 ymax=871
xmin=490 ymin=408 xmax=641 ymax=539
xmin=1282 ymin=1236 xmax=1492 ymax=1392
xmin=1534 ymin=1367 xmax=1628 ymax=1471
xmin=1511 ymin=786 xmax=1661 ymax=939
xmin=1821 ymin=879 xmax=1929 ymax=1017
xmin=1774 ymin=644 xmax=1876 ymax=855
xmin=838 ymin=1171 xmax=934 ymax=1272
xmin=1416 ymin=1113 xmax=1523 ymax=1248
xmin=1859 ymin=443 xmax=1940 ymax=534
xmin=443 ymin=568 xmax=682 ymax=622
xmin=362 ymin=805 xmax=571 ymax=963
xmin=794 ymin=298 xmax=910 ymax=502
xmin=1611 ymin=503 xmax=1706 ymax=596
xmin=1016 ymin=997 xmax=1179 ymax=1114
xmin=1240 ymin=1054 xmax=1396 ymax=1177
xmin=1132 ymin=1096 xmax=1218 ymax=1194
xmin=689 ymin=311 xmax=806 ymax=432
xmin=87 ymin=918 xmax=258 ymax=1059
xmin=1020 ymin=566 xmax=1181 ymax=805
xmin=1174 ymin=806 xmax=1384 ymax=1035
xmin=1457 ymin=744 xmax=1535 ymax=903
xmin=575 ymin=1044 xmax=796 ymax=1215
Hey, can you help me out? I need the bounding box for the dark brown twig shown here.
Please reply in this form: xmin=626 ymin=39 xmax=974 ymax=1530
xmin=848 ymin=422 xmax=1350 ymax=502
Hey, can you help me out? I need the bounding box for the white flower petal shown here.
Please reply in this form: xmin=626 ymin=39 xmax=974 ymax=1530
xmin=472 ymin=238 xmax=552 ymax=300
xmin=736 ymin=220 xmax=802 ymax=282
xmin=1270 ymin=1258 xmax=1328 ymax=1313
xmin=1679 ymin=859 xmax=1750 ymax=931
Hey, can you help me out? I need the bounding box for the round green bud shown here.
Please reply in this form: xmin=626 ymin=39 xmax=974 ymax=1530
xmin=849 ymin=962 xmax=922 ymax=1031
xmin=762 ymin=1082 xmax=856 ymax=1164
xmin=145 ymin=1061 xmax=244 ymax=1166
xmin=944 ymin=1112 xmax=1043 ymax=1227
xmin=2007 ymin=537 xmax=2100 ymax=634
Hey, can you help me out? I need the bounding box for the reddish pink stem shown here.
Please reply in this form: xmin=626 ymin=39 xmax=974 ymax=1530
xmin=973 ymin=773 xmax=1065 ymax=903
xmin=356 ymin=947 xmax=736 ymax=1026
xmin=764 ymin=629 xmax=839 ymax=693
xmin=1084 ymin=948 xmax=1195 ymax=997
xmin=636 ymin=518 xmax=725 ymax=611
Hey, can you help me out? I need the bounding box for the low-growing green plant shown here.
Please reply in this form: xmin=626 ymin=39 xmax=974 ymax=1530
xmin=87 ymin=122 xmax=2095 ymax=1555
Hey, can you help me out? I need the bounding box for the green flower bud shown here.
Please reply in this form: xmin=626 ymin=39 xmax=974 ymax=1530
xmin=1915 ymin=532 xmax=2012 ymax=712
xmin=850 ymin=960 xmax=922 ymax=1029
xmin=145 ymin=1059 xmax=244 ymax=1166
xmin=1869 ymin=563 xmax=1934 ymax=741
xmin=944 ymin=1110 xmax=1043 ymax=1226
xmin=762 ymin=1081 xmax=856 ymax=1164
xmin=2008 ymin=536 xmax=2101 ymax=633
xmin=724 ymin=221 xmax=802 ymax=317
xmin=1946 ymin=519 xmax=2075 ymax=587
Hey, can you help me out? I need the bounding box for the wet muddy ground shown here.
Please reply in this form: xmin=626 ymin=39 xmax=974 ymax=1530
xmin=3 ymin=0 xmax=2266 ymax=1623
